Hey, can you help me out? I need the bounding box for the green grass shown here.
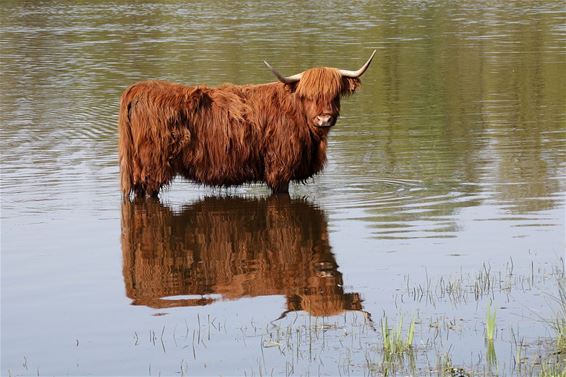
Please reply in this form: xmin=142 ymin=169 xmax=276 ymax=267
xmin=486 ymin=303 xmax=496 ymax=341
xmin=555 ymin=279 xmax=566 ymax=355
xmin=381 ymin=315 xmax=415 ymax=356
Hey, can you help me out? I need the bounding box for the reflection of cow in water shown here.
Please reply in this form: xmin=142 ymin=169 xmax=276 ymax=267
xmin=121 ymin=196 xmax=363 ymax=317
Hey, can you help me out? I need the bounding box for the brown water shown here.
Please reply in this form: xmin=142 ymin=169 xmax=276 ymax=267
xmin=1 ymin=0 xmax=565 ymax=375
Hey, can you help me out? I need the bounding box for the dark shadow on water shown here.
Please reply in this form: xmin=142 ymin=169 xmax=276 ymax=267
xmin=121 ymin=196 xmax=363 ymax=317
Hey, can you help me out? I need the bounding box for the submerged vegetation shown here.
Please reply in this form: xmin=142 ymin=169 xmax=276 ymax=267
xmin=225 ymin=263 xmax=564 ymax=377
xmin=380 ymin=315 xmax=416 ymax=375
xmin=115 ymin=258 xmax=562 ymax=377
xmin=4 ymin=256 xmax=563 ymax=377
xmin=485 ymin=304 xmax=496 ymax=342
xmin=554 ymin=280 xmax=566 ymax=356
xmin=268 ymin=259 xmax=564 ymax=377
xmin=543 ymin=279 xmax=566 ymax=377
xmin=7 ymin=257 xmax=562 ymax=376
xmin=381 ymin=315 xmax=415 ymax=357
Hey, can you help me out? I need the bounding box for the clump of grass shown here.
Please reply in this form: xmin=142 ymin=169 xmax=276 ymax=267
xmin=381 ymin=315 xmax=415 ymax=356
xmin=555 ymin=280 xmax=566 ymax=355
xmin=484 ymin=303 xmax=498 ymax=369
xmin=537 ymin=276 xmax=566 ymax=376
xmin=485 ymin=303 xmax=496 ymax=341
xmin=539 ymin=363 xmax=566 ymax=377
xmin=486 ymin=337 xmax=497 ymax=367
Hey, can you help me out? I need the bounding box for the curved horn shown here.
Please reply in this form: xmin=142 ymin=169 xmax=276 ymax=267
xmin=270 ymin=310 xmax=292 ymax=324
xmin=338 ymin=50 xmax=377 ymax=78
xmin=264 ymin=61 xmax=303 ymax=84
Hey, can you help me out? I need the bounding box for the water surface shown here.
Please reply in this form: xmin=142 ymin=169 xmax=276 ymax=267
xmin=1 ymin=0 xmax=565 ymax=375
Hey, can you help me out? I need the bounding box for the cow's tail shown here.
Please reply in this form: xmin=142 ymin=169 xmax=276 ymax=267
xmin=118 ymin=87 xmax=135 ymax=199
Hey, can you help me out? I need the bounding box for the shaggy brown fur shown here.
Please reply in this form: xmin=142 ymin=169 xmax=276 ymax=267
xmin=119 ymin=67 xmax=361 ymax=197
xmin=121 ymin=196 xmax=363 ymax=316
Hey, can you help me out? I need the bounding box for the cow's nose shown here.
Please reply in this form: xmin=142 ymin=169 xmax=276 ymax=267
xmin=315 ymin=115 xmax=336 ymax=127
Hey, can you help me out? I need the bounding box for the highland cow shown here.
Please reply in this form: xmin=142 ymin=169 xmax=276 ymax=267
xmin=119 ymin=51 xmax=376 ymax=197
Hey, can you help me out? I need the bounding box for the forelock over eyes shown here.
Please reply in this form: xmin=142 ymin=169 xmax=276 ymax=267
xmin=295 ymin=68 xmax=360 ymax=99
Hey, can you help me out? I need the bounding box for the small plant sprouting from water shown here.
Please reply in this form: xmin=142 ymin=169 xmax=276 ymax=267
xmin=486 ymin=336 xmax=497 ymax=367
xmin=554 ymin=279 xmax=566 ymax=356
xmin=485 ymin=303 xmax=496 ymax=341
xmin=381 ymin=315 xmax=415 ymax=356
xmin=484 ymin=303 xmax=498 ymax=369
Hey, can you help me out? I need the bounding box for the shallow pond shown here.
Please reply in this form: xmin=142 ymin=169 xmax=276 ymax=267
xmin=1 ymin=0 xmax=565 ymax=375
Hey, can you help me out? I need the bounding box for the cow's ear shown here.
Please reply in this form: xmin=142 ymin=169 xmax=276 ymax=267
xmin=341 ymin=77 xmax=361 ymax=96
xmin=285 ymin=81 xmax=299 ymax=93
